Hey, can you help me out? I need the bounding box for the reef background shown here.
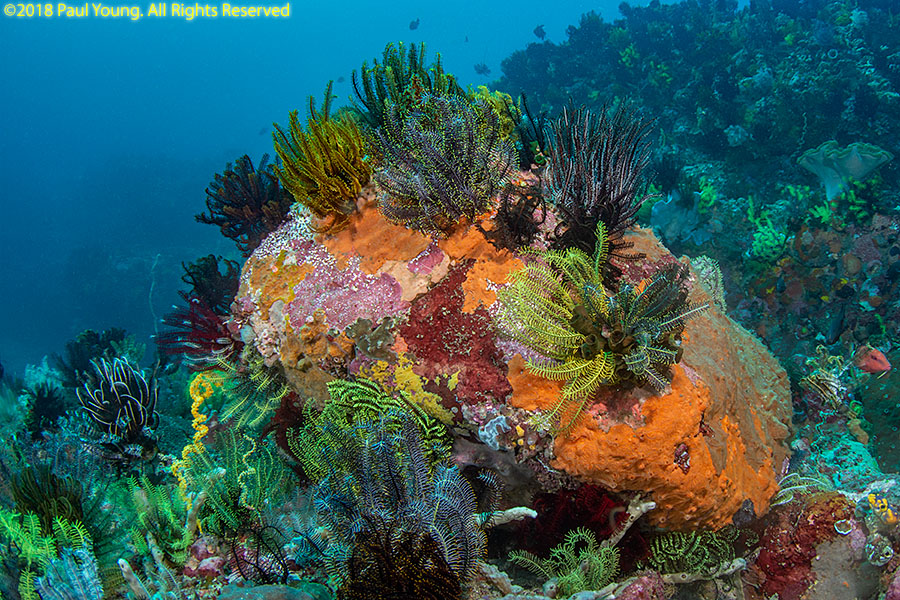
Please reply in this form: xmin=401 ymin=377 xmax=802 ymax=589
xmin=0 ymin=0 xmax=624 ymax=374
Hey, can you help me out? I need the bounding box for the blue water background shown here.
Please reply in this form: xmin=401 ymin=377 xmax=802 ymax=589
xmin=0 ymin=0 xmax=739 ymax=375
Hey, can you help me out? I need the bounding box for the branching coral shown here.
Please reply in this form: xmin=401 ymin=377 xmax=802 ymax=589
xmin=273 ymin=81 xmax=371 ymax=233
xmin=496 ymin=223 xmax=706 ymax=432
xmin=746 ymin=199 xmax=788 ymax=264
xmin=546 ymin=103 xmax=655 ymax=285
xmin=196 ymin=154 xmax=292 ymax=255
xmin=352 ymin=41 xmax=467 ymax=129
xmin=375 ymin=94 xmax=517 ymax=234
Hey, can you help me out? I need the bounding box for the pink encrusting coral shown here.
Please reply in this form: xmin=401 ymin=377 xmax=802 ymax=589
xmin=285 ymin=240 xmax=409 ymax=332
xmin=407 ymin=241 xmax=446 ymax=275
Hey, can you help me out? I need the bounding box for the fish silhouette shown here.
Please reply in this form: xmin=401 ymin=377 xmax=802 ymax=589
xmin=474 ymin=62 xmax=491 ymax=76
xmin=409 ymin=17 xmax=420 ymax=30
xmin=533 ymin=24 xmax=546 ymax=39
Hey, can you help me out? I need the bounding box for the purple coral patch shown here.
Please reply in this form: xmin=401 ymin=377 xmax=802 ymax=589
xmin=287 ymin=243 xmax=409 ymax=331
xmin=408 ymin=241 xmax=445 ymax=275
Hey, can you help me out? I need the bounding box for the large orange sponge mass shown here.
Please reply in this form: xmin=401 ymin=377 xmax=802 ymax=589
xmin=511 ymin=229 xmax=791 ymax=530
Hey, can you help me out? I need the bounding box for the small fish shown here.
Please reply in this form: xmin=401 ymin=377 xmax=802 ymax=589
xmin=474 ymin=62 xmax=491 ymax=76
xmin=465 ymin=35 xmax=469 ymax=43
xmin=409 ymin=17 xmax=419 ymax=30
xmin=824 ymin=303 xmax=846 ymax=345
xmin=258 ymin=126 xmax=268 ymax=136
xmin=337 ymin=76 xmax=345 ymax=83
xmin=868 ymin=492 xmax=899 ymax=526
xmin=533 ymin=24 xmax=546 ymax=40
xmin=854 ymin=344 xmax=891 ymax=375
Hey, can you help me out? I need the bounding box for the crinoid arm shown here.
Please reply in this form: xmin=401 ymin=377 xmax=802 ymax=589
xmin=527 ymin=354 xmax=616 ymax=432
xmin=273 ymin=81 xmax=371 ymax=234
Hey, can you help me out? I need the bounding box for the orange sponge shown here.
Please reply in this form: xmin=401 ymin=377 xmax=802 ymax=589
xmin=508 ymin=229 xmax=791 ymax=530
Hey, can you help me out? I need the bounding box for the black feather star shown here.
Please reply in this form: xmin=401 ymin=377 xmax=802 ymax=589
xmin=295 ymin=409 xmax=495 ymax=600
xmin=77 ymin=357 xmax=159 ymax=457
xmin=375 ymin=94 xmax=516 ymax=235
xmin=546 ymin=103 xmax=657 ymax=287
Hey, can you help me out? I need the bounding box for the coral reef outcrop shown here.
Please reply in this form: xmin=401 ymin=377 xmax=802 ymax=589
xmin=233 ymin=188 xmax=791 ymax=531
